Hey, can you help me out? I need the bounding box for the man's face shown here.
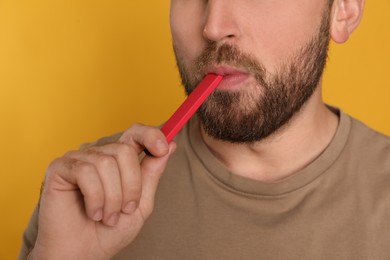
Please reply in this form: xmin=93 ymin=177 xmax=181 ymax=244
xmin=170 ymin=0 xmax=332 ymax=143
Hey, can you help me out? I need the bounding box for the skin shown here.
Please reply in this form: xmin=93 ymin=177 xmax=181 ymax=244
xmin=177 ymin=5 xmax=331 ymax=144
xmin=28 ymin=0 xmax=365 ymax=259
xmin=171 ymin=0 xmax=363 ymax=182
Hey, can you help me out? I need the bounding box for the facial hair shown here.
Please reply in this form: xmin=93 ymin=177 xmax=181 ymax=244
xmin=173 ymin=7 xmax=331 ymax=144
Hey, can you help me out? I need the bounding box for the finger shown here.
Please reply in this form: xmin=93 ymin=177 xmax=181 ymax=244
xmin=65 ymin=150 xmax=123 ymax=226
xmin=46 ymin=157 xmax=105 ymax=222
xmin=138 ymin=142 xmax=176 ymax=218
xmin=119 ymin=123 xmax=169 ymax=157
xmin=88 ymin=143 xmax=142 ymax=215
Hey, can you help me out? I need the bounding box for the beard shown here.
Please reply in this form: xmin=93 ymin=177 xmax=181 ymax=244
xmin=173 ymin=7 xmax=331 ymax=144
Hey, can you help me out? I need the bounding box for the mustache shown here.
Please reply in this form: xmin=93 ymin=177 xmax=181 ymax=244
xmin=191 ymin=42 xmax=267 ymax=86
xmin=173 ymin=41 xmax=269 ymax=94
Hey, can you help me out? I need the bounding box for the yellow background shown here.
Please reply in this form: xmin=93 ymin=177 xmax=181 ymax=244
xmin=0 ymin=1 xmax=389 ymax=258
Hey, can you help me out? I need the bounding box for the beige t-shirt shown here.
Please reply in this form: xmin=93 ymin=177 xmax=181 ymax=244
xmin=20 ymin=110 xmax=390 ymax=260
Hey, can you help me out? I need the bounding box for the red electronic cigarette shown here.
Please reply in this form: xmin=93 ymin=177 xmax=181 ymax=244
xmin=145 ymin=73 xmax=223 ymax=155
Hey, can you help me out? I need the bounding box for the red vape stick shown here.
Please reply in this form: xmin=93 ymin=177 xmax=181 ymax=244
xmin=144 ymin=74 xmax=223 ymax=156
xmin=161 ymin=73 xmax=223 ymax=142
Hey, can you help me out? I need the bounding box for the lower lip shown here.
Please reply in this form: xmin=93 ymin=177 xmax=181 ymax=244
xmin=215 ymin=73 xmax=250 ymax=90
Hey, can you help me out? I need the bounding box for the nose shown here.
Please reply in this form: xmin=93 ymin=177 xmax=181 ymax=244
xmin=202 ymin=1 xmax=240 ymax=43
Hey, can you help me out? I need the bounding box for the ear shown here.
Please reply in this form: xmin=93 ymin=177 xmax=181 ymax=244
xmin=330 ymin=0 xmax=365 ymax=43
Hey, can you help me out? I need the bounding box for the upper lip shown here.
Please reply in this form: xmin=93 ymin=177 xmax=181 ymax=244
xmin=205 ymin=65 xmax=249 ymax=77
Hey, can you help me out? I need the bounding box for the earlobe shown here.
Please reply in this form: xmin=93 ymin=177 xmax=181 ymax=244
xmin=330 ymin=0 xmax=365 ymax=44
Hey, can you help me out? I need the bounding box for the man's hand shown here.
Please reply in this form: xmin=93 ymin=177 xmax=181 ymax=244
xmin=29 ymin=124 xmax=176 ymax=260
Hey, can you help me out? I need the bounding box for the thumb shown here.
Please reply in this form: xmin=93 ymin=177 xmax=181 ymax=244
xmin=138 ymin=142 xmax=176 ymax=217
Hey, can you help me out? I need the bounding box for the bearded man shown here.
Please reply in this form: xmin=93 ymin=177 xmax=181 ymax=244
xmin=20 ymin=0 xmax=390 ymax=259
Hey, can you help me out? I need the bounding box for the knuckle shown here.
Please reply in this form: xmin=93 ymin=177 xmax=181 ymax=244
xmin=144 ymin=127 xmax=160 ymax=137
xmin=47 ymin=156 xmax=79 ymax=177
xmin=130 ymin=122 xmax=144 ymax=129
xmin=116 ymin=143 xmax=134 ymax=157
xmin=125 ymin=123 xmax=144 ymax=136
xmin=96 ymin=155 xmax=117 ymax=169
xmin=45 ymin=158 xmax=63 ymax=181
xmin=126 ymin=124 xmax=160 ymax=139
xmin=47 ymin=157 xmax=63 ymax=171
xmin=63 ymin=150 xmax=77 ymax=157
xmin=77 ymin=162 xmax=96 ymax=176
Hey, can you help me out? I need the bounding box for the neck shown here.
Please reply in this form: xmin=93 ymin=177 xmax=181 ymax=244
xmin=200 ymin=88 xmax=339 ymax=183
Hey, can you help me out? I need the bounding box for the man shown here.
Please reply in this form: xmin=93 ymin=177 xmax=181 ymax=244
xmin=20 ymin=0 xmax=390 ymax=259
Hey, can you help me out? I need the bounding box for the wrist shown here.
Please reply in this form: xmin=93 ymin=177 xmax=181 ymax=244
xmin=26 ymin=248 xmax=55 ymax=260
xmin=28 ymin=245 xmax=111 ymax=260
xmin=26 ymin=247 xmax=79 ymax=260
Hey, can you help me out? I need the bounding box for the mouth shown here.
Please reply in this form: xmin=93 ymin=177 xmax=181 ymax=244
xmin=205 ymin=65 xmax=248 ymax=77
xmin=205 ymin=65 xmax=250 ymax=90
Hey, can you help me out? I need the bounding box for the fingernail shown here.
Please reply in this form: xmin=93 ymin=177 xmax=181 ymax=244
xmin=123 ymin=201 xmax=137 ymax=214
xmin=107 ymin=213 xmax=119 ymax=226
xmin=93 ymin=209 xmax=103 ymax=221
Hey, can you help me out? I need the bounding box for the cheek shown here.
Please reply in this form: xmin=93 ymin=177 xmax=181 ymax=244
xmin=170 ymin=1 xmax=206 ymax=66
xmin=245 ymin=0 xmax=326 ymax=71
